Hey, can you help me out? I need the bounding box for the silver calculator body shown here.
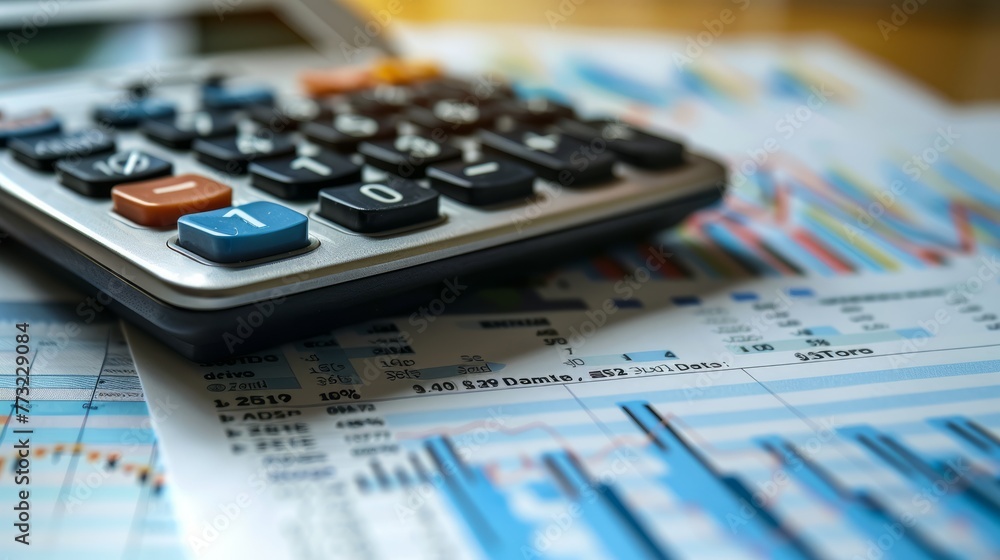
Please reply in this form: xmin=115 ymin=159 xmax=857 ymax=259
xmin=0 ymin=0 xmax=726 ymax=359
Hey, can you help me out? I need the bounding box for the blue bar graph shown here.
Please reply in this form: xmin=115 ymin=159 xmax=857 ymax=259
xmin=620 ymin=402 xmax=815 ymax=560
xmin=543 ymin=451 xmax=671 ymax=560
xmin=840 ymin=426 xmax=1000 ymax=549
xmin=929 ymin=416 xmax=1000 ymax=462
xmin=757 ymin=437 xmax=950 ymax=560
xmin=425 ymin=437 xmax=534 ymax=560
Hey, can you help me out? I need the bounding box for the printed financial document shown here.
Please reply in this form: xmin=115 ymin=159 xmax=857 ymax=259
xmin=127 ymin=262 xmax=1000 ymax=559
xmin=127 ymin=30 xmax=1000 ymax=560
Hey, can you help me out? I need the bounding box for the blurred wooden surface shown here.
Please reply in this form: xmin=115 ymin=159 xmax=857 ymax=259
xmin=346 ymin=0 xmax=1000 ymax=102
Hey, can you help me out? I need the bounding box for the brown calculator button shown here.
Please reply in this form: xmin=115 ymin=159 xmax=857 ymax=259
xmin=299 ymin=66 xmax=374 ymax=97
xmin=111 ymin=174 xmax=232 ymax=227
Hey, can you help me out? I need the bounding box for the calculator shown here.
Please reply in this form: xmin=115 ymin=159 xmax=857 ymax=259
xmin=0 ymin=0 xmax=726 ymax=360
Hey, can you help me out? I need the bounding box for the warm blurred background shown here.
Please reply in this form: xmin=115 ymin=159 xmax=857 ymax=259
xmin=348 ymin=0 xmax=1000 ymax=102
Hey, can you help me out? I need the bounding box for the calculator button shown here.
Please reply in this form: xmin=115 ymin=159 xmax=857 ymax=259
xmin=370 ymin=59 xmax=442 ymax=85
xmin=427 ymin=159 xmax=535 ymax=206
xmin=0 ymin=110 xmax=61 ymax=147
xmin=202 ymin=83 xmax=275 ymax=110
xmin=112 ymin=174 xmax=232 ymax=227
xmin=56 ymin=150 xmax=172 ymax=197
xmin=9 ymin=129 xmax=115 ymax=171
xmin=347 ymin=86 xmax=415 ymax=116
xmin=248 ymin=99 xmax=331 ymax=132
xmin=478 ymin=128 xmax=616 ymax=186
xmin=94 ymin=98 xmax=176 ymax=128
xmin=249 ymin=151 xmax=362 ymax=200
xmin=358 ymin=134 xmax=461 ymax=178
xmin=299 ymin=67 xmax=375 ymax=97
xmin=558 ymin=119 xmax=684 ymax=169
xmin=410 ymin=79 xmax=473 ymax=107
xmin=142 ymin=111 xmax=239 ymax=150
xmin=406 ymin=99 xmax=498 ymax=136
xmin=301 ymin=114 xmax=396 ymax=152
xmin=318 ymin=179 xmax=439 ymax=233
xmin=193 ymin=132 xmax=296 ymax=174
xmin=177 ymin=201 xmax=309 ymax=263
xmin=499 ymin=98 xmax=575 ymax=126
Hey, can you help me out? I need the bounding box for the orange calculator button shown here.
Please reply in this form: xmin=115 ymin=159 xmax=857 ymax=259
xmin=370 ymin=58 xmax=442 ymax=85
xmin=111 ymin=174 xmax=232 ymax=227
xmin=300 ymin=66 xmax=375 ymax=97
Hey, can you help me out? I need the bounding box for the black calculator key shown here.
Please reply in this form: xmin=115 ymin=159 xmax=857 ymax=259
xmin=499 ymin=98 xmax=575 ymax=126
xmin=347 ymin=85 xmax=414 ymax=116
xmin=55 ymin=150 xmax=173 ymax=197
xmin=248 ymin=99 xmax=331 ymax=132
xmin=406 ymin=99 xmax=498 ymax=136
xmin=427 ymin=159 xmax=535 ymax=206
xmin=318 ymin=179 xmax=439 ymax=233
xmin=478 ymin=128 xmax=616 ymax=186
xmin=301 ymin=114 xmax=396 ymax=152
xmin=558 ymin=119 xmax=685 ymax=170
xmin=358 ymin=134 xmax=462 ymax=178
xmin=94 ymin=98 xmax=176 ymax=128
xmin=249 ymin=150 xmax=362 ymax=199
xmin=9 ymin=129 xmax=115 ymax=171
xmin=193 ymin=132 xmax=296 ymax=174
xmin=141 ymin=111 xmax=239 ymax=150
xmin=412 ymin=78 xmax=514 ymax=106
xmin=0 ymin=110 xmax=62 ymax=148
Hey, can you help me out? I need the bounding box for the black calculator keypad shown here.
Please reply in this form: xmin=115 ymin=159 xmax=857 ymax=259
xmin=318 ymin=179 xmax=439 ymax=233
xmin=358 ymin=134 xmax=462 ymax=178
xmin=478 ymin=128 xmax=616 ymax=186
xmin=406 ymin=99 xmax=499 ymax=136
xmin=248 ymin=99 xmax=331 ymax=132
xmin=9 ymin=129 xmax=116 ymax=171
xmin=249 ymin=150 xmax=362 ymax=199
xmin=427 ymin=159 xmax=535 ymax=206
xmin=558 ymin=119 xmax=685 ymax=170
xmin=193 ymin=132 xmax=296 ymax=174
xmin=499 ymin=98 xmax=575 ymax=126
xmin=301 ymin=114 xmax=396 ymax=152
xmin=142 ymin=111 xmax=239 ymax=150
xmin=56 ymin=150 xmax=173 ymax=197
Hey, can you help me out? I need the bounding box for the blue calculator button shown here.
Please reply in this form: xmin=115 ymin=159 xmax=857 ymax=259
xmin=202 ymin=85 xmax=275 ymax=110
xmin=0 ymin=111 xmax=61 ymax=147
xmin=94 ymin=98 xmax=176 ymax=128
xmin=177 ymin=201 xmax=309 ymax=264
